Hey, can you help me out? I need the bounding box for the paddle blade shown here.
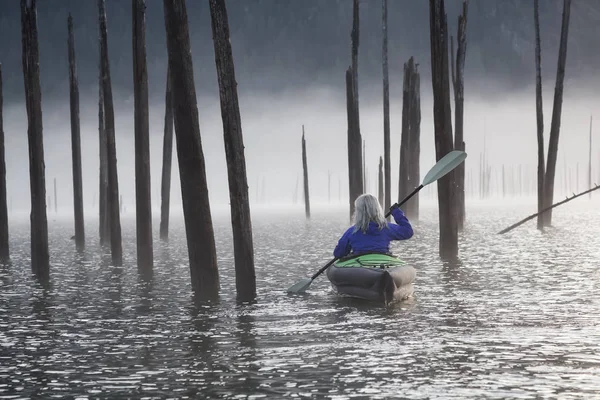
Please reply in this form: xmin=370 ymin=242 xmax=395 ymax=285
xmin=287 ymin=278 xmax=313 ymax=294
xmin=422 ymin=150 xmax=467 ymax=186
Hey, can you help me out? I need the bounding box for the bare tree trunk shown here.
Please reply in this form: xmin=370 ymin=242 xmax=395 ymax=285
xmin=589 ymin=115 xmax=593 ymax=198
xmin=351 ymin=0 xmax=360 ymax=144
xmin=543 ymin=0 xmax=571 ymax=227
xmin=98 ymin=56 xmax=109 ymax=246
xmin=0 ymin=64 xmax=8 ymax=262
xmin=98 ymin=0 xmax=123 ymax=265
xmin=499 ymin=184 xmax=600 ymax=234
xmin=67 ymin=15 xmax=85 ymax=252
xmin=346 ymin=68 xmax=361 ymax=218
xmin=159 ymin=65 xmax=173 ymax=240
xmin=382 ymin=0 xmax=391 ymax=214
xmin=163 ymin=0 xmax=219 ymax=301
xmin=328 ymin=170 xmax=331 ymax=203
xmin=398 ymin=60 xmax=411 ymax=206
xmin=21 ymin=0 xmax=49 ymax=280
xmin=378 ymin=156 xmax=384 ymax=207
xmin=409 ymin=64 xmax=421 ymax=219
xmin=301 ymin=125 xmax=311 ymax=219
xmin=429 ymin=0 xmax=458 ymax=260
xmin=533 ymin=0 xmax=546 ymax=230
xmin=450 ymin=1 xmax=468 ymax=230
xmin=209 ymin=0 xmax=255 ymax=301
xmin=132 ymin=0 xmax=153 ymax=271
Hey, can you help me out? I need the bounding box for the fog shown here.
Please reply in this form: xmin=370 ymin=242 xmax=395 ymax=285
xmin=3 ymin=78 xmax=599 ymax=218
xmin=2 ymin=0 xmax=600 ymax=220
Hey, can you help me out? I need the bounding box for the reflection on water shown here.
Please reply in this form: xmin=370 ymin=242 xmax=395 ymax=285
xmin=1 ymin=202 xmax=600 ymax=398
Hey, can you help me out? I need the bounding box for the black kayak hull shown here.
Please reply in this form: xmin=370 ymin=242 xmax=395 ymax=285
xmin=326 ymin=254 xmax=416 ymax=304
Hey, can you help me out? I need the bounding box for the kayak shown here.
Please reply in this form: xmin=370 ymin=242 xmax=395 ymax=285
xmin=326 ymin=253 xmax=416 ymax=304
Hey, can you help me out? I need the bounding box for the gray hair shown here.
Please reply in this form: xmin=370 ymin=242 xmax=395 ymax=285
xmin=353 ymin=194 xmax=387 ymax=233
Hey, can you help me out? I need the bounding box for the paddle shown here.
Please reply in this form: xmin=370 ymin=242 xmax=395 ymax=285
xmin=287 ymin=150 xmax=467 ymax=294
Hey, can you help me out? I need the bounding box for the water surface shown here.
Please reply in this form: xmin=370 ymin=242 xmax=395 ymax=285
xmin=1 ymin=201 xmax=600 ymax=399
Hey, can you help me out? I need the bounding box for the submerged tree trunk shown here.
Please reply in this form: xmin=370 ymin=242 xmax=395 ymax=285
xmin=301 ymin=125 xmax=311 ymax=219
xmin=209 ymin=0 xmax=255 ymax=301
xmin=21 ymin=0 xmax=49 ymax=280
xmin=399 ymin=57 xmax=420 ymax=219
xmin=429 ymin=0 xmax=458 ymax=260
xmin=534 ymin=0 xmax=545 ymax=230
xmin=159 ymin=65 xmax=174 ymax=240
xmin=378 ymin=156 xmax=384 ymax=207
xmin=346 ymin=68 xmax=362 ymax=217
xmin=99 ymin=0 xmax=122 ymax=265
xmin=68 ymin=15 xmax=85 ymax=252
xmin=382 ymin=0 xmax=391 ymax=214
xmin=589 ymin=115 xmax=593 ymax=198
xmin=132 ymin=0 xmax=153 ymax=271
xmin=98 ymin=56 xmax=109 ymax=246
xmin=450 ymin=1 xmax=468 ymax=230
xmin=543 ymin=0 xmax=571 ymax=227
xmin=0 ymin=64 xmax=8 ymax=262
xmin=163 ymin=0 xmax=219 ymax=301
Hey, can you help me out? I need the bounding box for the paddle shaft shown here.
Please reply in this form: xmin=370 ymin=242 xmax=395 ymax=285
xmin=310 ymin=184 xmax=425 ymax=282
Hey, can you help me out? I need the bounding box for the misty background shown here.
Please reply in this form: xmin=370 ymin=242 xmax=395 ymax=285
xmin=1 ymin=0 xmax=599 ymax=217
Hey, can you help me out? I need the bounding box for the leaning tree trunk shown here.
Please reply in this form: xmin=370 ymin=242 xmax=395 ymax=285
xmin=543 ymin=0 xmax=571 ymax=227
xmin=68 ymin=14 xmax=85 ymax=252
xmin=429 ymin=0 xmax=458 ymax=260
xmin=163 ymin=0 xmax=219 ymax=301
xmin=209 ymin=0 xmax=255 ymax=301
xmin=159 ymin=65 xmax=174 ymax=240
xmin=450 ymin=1 xmax=468 ymax=230
xmin=382 ymin=0 xmax=391 ymax=214
xmin=534 ymin=0 xmax=545 ymax=230
xmin=378 ymin=156 xmax=384 ymax=207
xmin=99 ymin=0 xmax=123 ymax=266
xmin=132 ymin=0 xmax=153 ymax=271
xmin=301 ymin=125 xmax=311 ymax=218
xmin=0 ymin=64 xmax=8 ymax=262
xmin=21 ymin=0 xmax=49 ymax=280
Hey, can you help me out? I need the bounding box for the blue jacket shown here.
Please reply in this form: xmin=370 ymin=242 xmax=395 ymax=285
xmin=333 ymin=208 xmax=413 ymax=258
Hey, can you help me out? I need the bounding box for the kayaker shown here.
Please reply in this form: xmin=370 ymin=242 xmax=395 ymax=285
xmin=333 ymin=194 xmax=413 ymax=258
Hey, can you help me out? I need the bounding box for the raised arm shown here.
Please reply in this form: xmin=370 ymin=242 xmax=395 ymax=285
xmin=387 ymin=207 xmax=414 ymax=240
xmin=333 ymin=228 xmax=353 ymax=258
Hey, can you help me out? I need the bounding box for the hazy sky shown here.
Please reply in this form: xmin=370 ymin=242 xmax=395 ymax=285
xmin=1 ymin=0 xmax=599 ymax=215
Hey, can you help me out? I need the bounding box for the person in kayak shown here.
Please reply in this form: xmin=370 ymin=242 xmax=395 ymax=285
xmin=333 ymin=193 xmax=413 ymax=258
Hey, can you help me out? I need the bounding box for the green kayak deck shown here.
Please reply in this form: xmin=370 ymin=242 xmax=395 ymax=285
xmin=333 ymin=253 xmax=406 ymax=268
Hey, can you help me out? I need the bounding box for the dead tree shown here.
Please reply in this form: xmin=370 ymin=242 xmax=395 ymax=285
xmin=53 ymin=178 xmax=57 ymax=213
xmin=99 ymin=0 xmax=123 ymax=265
xmin=351 ymin=0 xmax=360 ymax=136
xmin=67 ymin=15 xmax=85 ymax=251
xmin=209 ymin=0 xmax=255 ymax=301
xmin=98 ymin=55 xmax=109 ymax=246
xmin=398 ymin=57 xmax=420 ymax=219
xmin=159 ymin=65 xmax=174 ymax=240
xmin=450 ymin=1 xmax=468 ymax=230
xmin=429 ymin=0 xmax=458 ymax=260
xmin=543 ymin=0 xmax=571 ymax=227
xmin=534 ymin=0 xmax=545 ymax=229
xmin=589 ymin=115 xmax=593 ymax=198
xmin=346 ymin=68 xmax=362 ymax=217
xmin=378 ymin=156 xmax=384 ymax=207
xmin=499 ymin=184 xmax=600 ymax=234
xmin=382 ymin=0 xmax=391 ymax=214
xmin=301 ymin=125 xmax=311 ymax=218
xmin=163 ymin=0 xmax=219 ymax=301
xmin=0 ymin=64 xmax=8 ymax=262
xmin=132 ymin=0 xmax=153 ymax=271
xmin=21 ymin=0 xmax=49 ymax=280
